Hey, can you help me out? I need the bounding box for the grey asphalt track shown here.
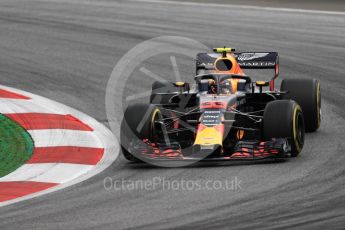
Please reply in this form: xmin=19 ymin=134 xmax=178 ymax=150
xmin=1 ymin=0 xmax=345 ymax=229
xmin=163 ymin=0 xmax=345 ymax=12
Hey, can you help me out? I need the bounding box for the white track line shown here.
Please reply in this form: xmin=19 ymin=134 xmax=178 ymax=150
xmin=0 ymin=99 xmax=64 ymax=114
xmin=29 ymin=129 xmax=103 ymax=148
xmin=0 ymin=164 xmax=94 ymax=184
xmin=131 ymin=0 xmax=345 ymax=16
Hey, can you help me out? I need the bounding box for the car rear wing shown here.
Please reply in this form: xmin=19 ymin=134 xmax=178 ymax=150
xmin=196 ymin=52 xmax=280 ymax=90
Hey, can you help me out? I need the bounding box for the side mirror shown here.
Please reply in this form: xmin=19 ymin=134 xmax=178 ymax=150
xmin=256 ymin=81 xmax=269 ymax=93
xmin=174 ymin=82 xmax=190 ymax=93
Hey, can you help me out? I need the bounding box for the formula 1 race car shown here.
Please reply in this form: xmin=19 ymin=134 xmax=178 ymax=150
xmin=121 ymin=47 xmax=321 ymax=163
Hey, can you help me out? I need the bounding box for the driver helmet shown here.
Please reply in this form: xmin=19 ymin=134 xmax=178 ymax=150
xmin=220 ymin=79 xmax=232 ymax=94
xmin=208 ymin=79 xmax=217 ymax=94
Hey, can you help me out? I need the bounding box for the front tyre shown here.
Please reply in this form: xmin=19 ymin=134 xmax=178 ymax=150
xmin=263 ymin=100 xmax=305 ymax=157
xmin=120 ymin=103 xmax=161 ymax=162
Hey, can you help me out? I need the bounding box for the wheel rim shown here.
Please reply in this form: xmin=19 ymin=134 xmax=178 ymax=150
xmin=150 ymin=109 xmax=161 ymax=142
xmin=296 ymin=112 xmax=305 ymax=146
xmin=317 ymin=83 xmax=321 ymax=128
xmin=292 ymin=105 xmax=304 ymax=153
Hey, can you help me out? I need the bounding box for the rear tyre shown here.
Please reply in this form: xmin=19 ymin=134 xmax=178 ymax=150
xmin=281 ymin=79 xmax=321 ymax=132
xmin=263 ymin=100 xmax=305 ymax=157
xmin=152 ymin=81 xmax=179 ymax=93
xmin=150 ymin=81 xmax=178 ymax=104
xmin=120 ymin=103 xmax=161 ymax=162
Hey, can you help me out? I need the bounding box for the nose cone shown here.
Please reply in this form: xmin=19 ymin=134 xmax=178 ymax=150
xmin=194 ymin=124 xmax=224 ymax=146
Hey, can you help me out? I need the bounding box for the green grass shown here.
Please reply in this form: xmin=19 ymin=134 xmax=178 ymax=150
xmin=0 ymin=114 xmax=34 ymax=178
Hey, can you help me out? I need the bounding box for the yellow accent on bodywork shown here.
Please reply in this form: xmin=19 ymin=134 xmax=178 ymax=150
xmin=256 ymin=81 xmax=269 ymax=86
xmin=175 ymin=82 xmax=185 ymax=87
xmin=213 ymin=47 xmax=234 ymax=53
xmin=194 ymin=127 xmax=223 ymax=146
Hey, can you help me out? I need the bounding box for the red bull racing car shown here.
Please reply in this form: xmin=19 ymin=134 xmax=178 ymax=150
xmin=121 ymin=48 xmax=321 ymax=163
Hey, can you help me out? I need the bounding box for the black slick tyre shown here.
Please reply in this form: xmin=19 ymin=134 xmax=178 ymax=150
xmin=120 ymin=103 xmax=161 ymax=162
xmin=281 ymin=79 xmax=321 ymax=132
xmin=263 ymin=100 xmax=305 ymax=157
